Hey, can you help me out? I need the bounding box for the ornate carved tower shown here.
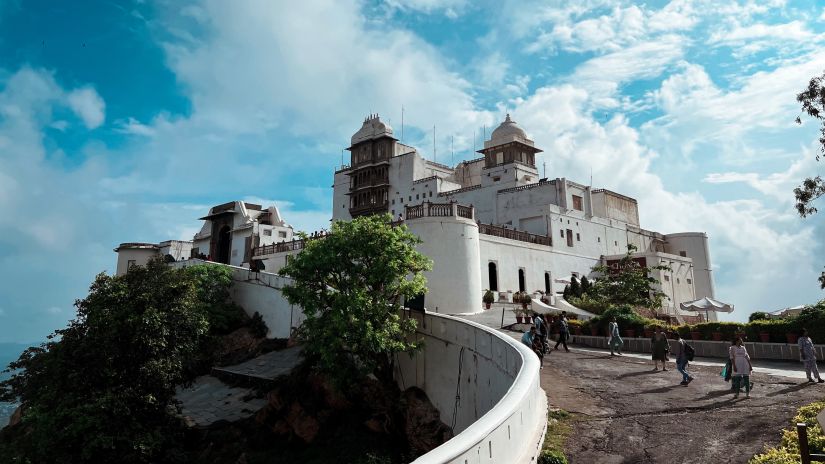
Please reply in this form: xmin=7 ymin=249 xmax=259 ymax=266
xmin=346 ymin=114 xmax=396 ymax=217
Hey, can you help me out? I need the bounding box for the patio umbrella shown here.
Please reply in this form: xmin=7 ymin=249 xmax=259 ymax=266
xmin=680 ymin=297 xmax=734 ymax=321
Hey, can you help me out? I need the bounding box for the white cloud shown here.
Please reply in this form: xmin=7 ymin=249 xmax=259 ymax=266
xmin=157 ymin=0 xmax=490 ymax=144
xmin=384 ymin=0 xmax=467 ymax=15
xmin=702 ymin=147 xmax=821 ymax=202
xmin=567 ymin=35 xmax=685 ymax=108
xmin=116 ymin=117 xmax=156 ymax=137
xmin=66 ymin=87 xmax=105 ymax=129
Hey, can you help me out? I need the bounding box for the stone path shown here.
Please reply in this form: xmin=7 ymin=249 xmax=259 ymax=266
xmin=175 ymin=346 xmax=303 ymax=428
xmin=453 ymin=312 xmax=825 ymax=463
xmin=212 ymin=345 xmax=303 ymax=382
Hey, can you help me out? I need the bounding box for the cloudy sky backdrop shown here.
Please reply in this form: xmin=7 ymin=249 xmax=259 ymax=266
xmin=0 ymin=0 xmax=824 ymax=343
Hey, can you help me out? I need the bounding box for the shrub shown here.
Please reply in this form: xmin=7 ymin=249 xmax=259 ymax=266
xmin=249 ymin=311 xmax=269 ymax=338
xmin=567 ymin=294 xmax=611 ymax=315
xmin=483 ymin=289 xmax=495 ymax=304
xmin=749 ymin=400 xmax=825 ymax=463
xmin=792 ymin=301 xmax=825 ymax=341
xmin=690 ymin=322 xmax=744 ymax=341
xmin=745 ymin=319 xmax=789 ymax=343
xmin=539 ymin=450 xmax=568 ymax=464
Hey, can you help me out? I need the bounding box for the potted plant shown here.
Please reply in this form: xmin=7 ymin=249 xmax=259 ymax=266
xmin=483 ymin=289 xmax=494 ymax=310
xmin=786 ymin=332 xmax=799 ymax=344
xmin=513 ymin=308 xmax=523 ymax=324
xmin=758 ymin=331 xmax=771 ymax=343
xmin=523 ymin=310 xmax=533 ymax=325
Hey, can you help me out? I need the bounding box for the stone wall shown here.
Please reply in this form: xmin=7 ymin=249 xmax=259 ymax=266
xmin=399 ymin=312 xmax=547 ymax=464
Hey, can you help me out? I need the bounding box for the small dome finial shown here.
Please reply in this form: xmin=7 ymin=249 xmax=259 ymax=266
xmin=505 ymin=113 xmax=512 ymax=122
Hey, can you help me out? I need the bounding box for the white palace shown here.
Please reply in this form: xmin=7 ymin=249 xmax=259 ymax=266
xmin=116 ymin=114 xmax=717 ymax=322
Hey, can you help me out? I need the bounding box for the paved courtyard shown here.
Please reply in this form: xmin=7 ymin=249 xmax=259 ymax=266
xmin=455 ymin=312 xmax=824 ymax=463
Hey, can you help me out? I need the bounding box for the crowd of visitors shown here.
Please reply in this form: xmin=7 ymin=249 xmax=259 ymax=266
xmin=520 ymin=313 xmax=824 ymax=394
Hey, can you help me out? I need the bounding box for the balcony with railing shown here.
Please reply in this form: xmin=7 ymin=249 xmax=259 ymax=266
xmin=404 ymin=201 xmax=475 ymax=221
xmin=478 ymin=222 xmax=552 ymax=247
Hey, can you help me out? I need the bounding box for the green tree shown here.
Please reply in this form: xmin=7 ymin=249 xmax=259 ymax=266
xmin=795 ymin=72 xmax=825 ymax=289
xmin=589 ymin=244 xmax=671 ymax=312
xmin=280 ymin=214 xmax=432 ymax=387
xmin=569 ymin=275 xmax=581 ymax=298
xmin=748 ymin=311 xmax=770 ymax=323
xmin=0 ymin=260 xmax=226 ymax=464
xmin=562 ymin=284 xmax=571 ymax=300
xmin=580 ymin=276 xmax=592 ymax=296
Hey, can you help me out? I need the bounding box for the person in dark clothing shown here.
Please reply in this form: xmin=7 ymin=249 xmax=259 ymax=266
xmin=554 ymin=311 xmax=570 ymax=352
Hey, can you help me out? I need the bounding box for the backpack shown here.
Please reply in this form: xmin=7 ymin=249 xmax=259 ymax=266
xmin=684 ymin=342 xmax=695 ymax=361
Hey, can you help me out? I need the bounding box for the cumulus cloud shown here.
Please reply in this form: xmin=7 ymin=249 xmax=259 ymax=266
xmin=66 ymin=87 xmax=106 ymax=129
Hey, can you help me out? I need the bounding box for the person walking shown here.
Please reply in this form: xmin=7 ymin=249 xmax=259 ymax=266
xmin=675 ymin=332 xmax=694 ymax=385
xmin=608 ymin=317 xmax=623 ymax=356
xmin=730 ymin=336 xmax=753 ymax=398
xmin=651 ymin=326 xmax=669 ymax=371
xmin=521 ymin=327 xmax=544 ymax=367
xmin=554 ymin=311 xmax=571 ymax=352
xmin=798 ymin=328 xmax=824 ymax=383
xmin=535 ymin=314 xmax=549 ymax=354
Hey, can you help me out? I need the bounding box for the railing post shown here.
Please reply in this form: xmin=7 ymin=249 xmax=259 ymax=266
xmin=450 ymin=201 xmax=457 ymax=217
xmin=799 ymin=423 xmax=812 ymax=464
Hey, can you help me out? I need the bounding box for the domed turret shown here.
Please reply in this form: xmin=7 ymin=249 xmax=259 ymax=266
xmin=351 ymin=114 xmax=394 ymax=145
xmin=490 ymin=114 xmax=526 ymax=141
xmin=484 ymin=113 xmax=534 ymax=149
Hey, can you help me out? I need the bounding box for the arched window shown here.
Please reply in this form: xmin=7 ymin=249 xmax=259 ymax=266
xmin=544 ymin=272 xmax=551 ymax=293
xmin=488 ymin=262 xmax=498 ymax=291
xmin=518 ymin=268 xmax=525 ymax=292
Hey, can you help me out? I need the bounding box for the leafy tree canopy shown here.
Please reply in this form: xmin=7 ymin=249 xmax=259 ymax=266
xmin=281 ymin=214 xmax=432 ymax=387
xmin=795 ymin=72 xmax=825 ymax=289
xmin=0 ymin=260 xmax=235 ymax=464
xmin=588 ymin=244 xmax=671 ymax=312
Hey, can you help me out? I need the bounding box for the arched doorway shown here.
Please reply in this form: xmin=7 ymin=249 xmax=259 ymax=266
xmin=216 ymin=225 xmax=232 ymax=264
xmin=518 ymin=268 xmax=525 ymax=292
xmin=488 ymin=262 xmax=498 ymax=291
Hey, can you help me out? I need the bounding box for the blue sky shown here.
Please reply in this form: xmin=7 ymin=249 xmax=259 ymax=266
xmin=1 ymin=0 xmax=824 ymax=342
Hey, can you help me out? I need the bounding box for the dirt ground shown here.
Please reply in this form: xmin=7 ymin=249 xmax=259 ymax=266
xmin=538 ymin=346 xmax=825 ymax=464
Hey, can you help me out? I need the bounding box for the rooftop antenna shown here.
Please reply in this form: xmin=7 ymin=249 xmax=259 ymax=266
xmin=590 ymin=166 xmax=593 ymax=187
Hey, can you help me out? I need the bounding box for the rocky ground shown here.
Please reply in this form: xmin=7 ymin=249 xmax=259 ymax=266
xmin=538 ymin=346 xmax=825 ymax=464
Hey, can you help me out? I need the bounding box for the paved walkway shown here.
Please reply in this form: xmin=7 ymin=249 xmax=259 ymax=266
xmin=454 ymin=311 xmax=825 ymax=463
xmin=175 ymin=346 xmax=302 ymax=428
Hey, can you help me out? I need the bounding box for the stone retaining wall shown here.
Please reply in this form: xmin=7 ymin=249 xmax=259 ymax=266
xmin=399 ymin=312 xmax=548 ymax=464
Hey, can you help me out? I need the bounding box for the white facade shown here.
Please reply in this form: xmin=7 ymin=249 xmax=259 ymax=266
xmin=325 ymin=114 xmax=719 ymax=320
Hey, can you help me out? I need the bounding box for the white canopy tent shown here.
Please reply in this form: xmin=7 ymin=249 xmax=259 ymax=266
xmin=540 ymin=297 xmax=597 ymax=320
xmin=680 ymin=297 xmax=734 ymax=321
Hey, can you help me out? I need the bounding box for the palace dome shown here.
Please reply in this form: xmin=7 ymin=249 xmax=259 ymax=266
xmin=490 ymin=114 xmax=526 ymax=142
xmin=351 ymin=114 xmax=394 ymax=145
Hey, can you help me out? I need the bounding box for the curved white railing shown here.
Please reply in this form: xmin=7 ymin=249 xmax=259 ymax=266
xmin=399 ymin=312 xmax=547 ymax=464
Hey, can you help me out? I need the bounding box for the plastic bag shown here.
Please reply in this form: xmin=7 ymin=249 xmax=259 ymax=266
xmin=720 ymin=364 xmax=727 ymax=378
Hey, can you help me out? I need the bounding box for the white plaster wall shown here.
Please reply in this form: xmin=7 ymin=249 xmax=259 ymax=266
xmin=159 ymin=241 xmax=192 ymax=262
xmin=170 ymin=260 xmax=304 ymax=339
xmin=406 ymin=216 xmax=483 ymax=314
xmin=332 ymin=169 xmax=352 ymax=221
xmin=399 ymin=311 xmax=547 ymax=464
xmin=115 ymin=248 xmax=159 ymax=276
xmin=665 ymin=233 xmax=715 ymax=300
xmin=479 ymin=235 xmax=600 ymax=296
